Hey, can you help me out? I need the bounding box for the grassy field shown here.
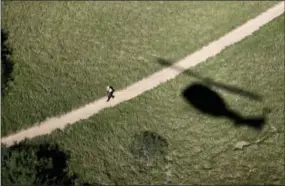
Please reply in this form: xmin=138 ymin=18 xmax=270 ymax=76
xmin=9 ymin=14 xmax=284 ymax=185
xmin=1 ymin=1 xmax=278 ymax=136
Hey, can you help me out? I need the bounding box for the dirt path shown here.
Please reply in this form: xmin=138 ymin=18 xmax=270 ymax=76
xmin=1 ymin=2 xmax=284 ymax=147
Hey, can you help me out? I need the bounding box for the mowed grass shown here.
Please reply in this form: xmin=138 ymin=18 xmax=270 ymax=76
xmin=1 ymin=1 xmax=279 ymax=136
xmin=24 ymin=15 xmax=284 ymax=184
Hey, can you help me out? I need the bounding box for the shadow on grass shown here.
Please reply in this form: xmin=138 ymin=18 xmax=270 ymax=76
xmin=1 ymin=141 xmax=98 ymax=186
xmin=182 ymin=83 xmax=266 ymax=130
xmin=130 ymin=131 xmax=169 ymax=165
xmin=156 ymin=58 xmax=268 ymax=130
xmin=157 ymin=58 xmax=262 ymax=101
xmin=1 ymin=29 xmax=14 ymax=97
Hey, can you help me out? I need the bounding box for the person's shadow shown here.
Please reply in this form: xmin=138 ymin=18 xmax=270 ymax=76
xmin=182 ymin=83 xmax=267 ymax=130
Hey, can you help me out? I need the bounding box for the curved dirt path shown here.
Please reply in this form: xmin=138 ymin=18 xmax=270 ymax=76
xmin=1 ymin=2 xmax=284 ymax=147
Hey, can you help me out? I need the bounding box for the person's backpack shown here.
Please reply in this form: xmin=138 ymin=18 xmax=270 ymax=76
xmin=110 ymin=86 xmax=115 ymax=92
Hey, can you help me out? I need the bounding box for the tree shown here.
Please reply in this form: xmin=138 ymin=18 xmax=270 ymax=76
xmin=1 ymin=141 xmax=78 ymax=186
xmin=1 ymin=29 xmax=14 ymax=97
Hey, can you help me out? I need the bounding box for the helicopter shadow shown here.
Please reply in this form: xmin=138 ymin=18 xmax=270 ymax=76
xmin=183 ymin=83 xmax=266 ymax=130
xmin=156 ymin=58 xmax=268 ymax=130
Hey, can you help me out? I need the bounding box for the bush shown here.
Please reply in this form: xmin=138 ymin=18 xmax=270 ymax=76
xmin=130 ymin=131 xmax=169 ymax=165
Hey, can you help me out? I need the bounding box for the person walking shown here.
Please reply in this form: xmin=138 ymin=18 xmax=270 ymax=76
xmin=106 ymin=85 xmax=115 ymax=102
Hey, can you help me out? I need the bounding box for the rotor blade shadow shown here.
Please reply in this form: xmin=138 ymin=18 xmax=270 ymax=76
xmin=157 ymin=58 xmax=262 ymax=101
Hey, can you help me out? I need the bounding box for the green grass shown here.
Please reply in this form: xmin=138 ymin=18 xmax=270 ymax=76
xmin=1 ymin=1 xmax=279 ymax=136
xmin=21 ymin=15 xmax=284 ymax=184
